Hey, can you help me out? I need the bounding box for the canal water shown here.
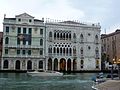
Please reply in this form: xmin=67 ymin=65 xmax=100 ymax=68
xmin=0 ymin=73 xmax=97 ymax=90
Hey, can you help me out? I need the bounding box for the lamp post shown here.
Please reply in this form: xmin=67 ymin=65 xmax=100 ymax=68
xmin=111 ymin=59 xmax=115 ymax=80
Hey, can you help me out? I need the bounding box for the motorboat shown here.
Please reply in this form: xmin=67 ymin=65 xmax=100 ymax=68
xmin=27 ymin=70 xmax=63 ymax=76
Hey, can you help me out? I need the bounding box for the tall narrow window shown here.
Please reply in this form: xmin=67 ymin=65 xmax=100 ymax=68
xmin=5 ymin=37 xmax=9 ymax=44
xmin=17 ymin=38 xmax=20 ymax=45
xmin=73 ymin=33 xmax=76 ymax=42
xmin=40 ymin=29 xmax=43 ymax=35
xmin=95 ymin=35 xmax=98 ymax=44
xmin=73 ymin=46 xmax=76 ymax=55
xmin=69 ymin=48 xmax=72 ymax=56
xmin=18 ymin=27 xmax=21 ymax=34
xmin=5 ymin=49 xmax=8 ymax=54
xmin=49 ymin=32 xmax=52 ymax=37
xmin=73 ymin=33 xmax=76 ymax=39
xmin=54 ymin=47 xmax=56 ymax=53
xmin=54 ymin=32 xmax=56 ymax=40
xmin=49 ymin=32 xmax=52 ymax=41
xmin=80 ymin=34 xmax=84 ymax=42
xmin=28 ymin=28 xmax=32 ymax=34
xmin=40 ymin=39 xmax=43 ymax=46
xmin=40 ymin=49 xmax=43 ymax=55
xmin=22 ymin=50 xmax=25 ymax=55
xmin=69 ymin=33 xmax=71 ymax=40
xmin=28 ymin=40 xmax=31 ymax=45
xmin=17 ymin=50 xmax=20 ymax=55
xmin=23 ymin=28 xmax=26 ymax=34
xmin=28 ymin=50 xmax=31 ymax=55
xmin=81 ymin=47 xmax=83 ymax=54
xmin=6 ymin=26 xmax=9 ymax=33
xmin=23 ymin=38 xmax=26 ymax=45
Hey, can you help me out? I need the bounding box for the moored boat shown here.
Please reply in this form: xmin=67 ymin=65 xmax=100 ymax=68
xmin=27 ymin=70 xmax=63 ymax=76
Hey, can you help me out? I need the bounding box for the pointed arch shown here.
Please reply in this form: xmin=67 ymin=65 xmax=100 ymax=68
xmin=54 ymin=32 xmax=56 ymax=40
xmin=69 ymin=48 xmax=72 ymax=56
xmin=73 ymin=46 xmax=76 ymax=55
xmin=73 ymin=59 xmax=77 ymax=71
xmin=80 ymin=34 xmax=84 ymax=42
xmin=48 ymin=58 xmax=52 ymax=70
xmin=66 ymin=33 xmax=68 ymax=40
xmin=69 ymin=33 xmax=71 ymax=40
xmin=57 ymin=47 xmax=59 ymax=54
xmin=66 ymin=48 xmax=68 ymax=55
xmin=53 ymin=47 xmax=56 ymax=53
xmin=54 ymin=58 xmax=58 ymax=71
xmin=49 ymin=31 xmax=52 ymax=37
xmin=57 ymin=33 xmax=59 ymax=39
xmin=67 ymin=58 xmax=71 ymax=71
xmin=60 ymin=47 xmax=62 ymax=55
xmin=60 ymin=33 xmax=62 ymax=40
xmin=95 ymin=35 xmax=99 ymax=44
xmin=60 ymin=58 xmax=66 ymax=71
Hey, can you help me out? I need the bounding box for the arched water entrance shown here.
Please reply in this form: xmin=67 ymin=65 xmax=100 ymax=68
xmin=15 ymin=60 xmax=20 ymax=70
xmin=3 ymin=60 xmax=8 ymax=69
xmin=48 ymin=58 xmax=52 ymax=70
xmin=60 ymin=58 xmax=66 ymax=71
xmin=73 ymin=59 xmax=77 ymax=71
xmin=54 ymin=58 xmax=58 ymax=71
xmin=27 ymin=60 xmax=32 ymax=70
xmin=39 ymin=61 xmax=43 ymax=69
xmin=67 ymin=59 xmax=71 ymax=71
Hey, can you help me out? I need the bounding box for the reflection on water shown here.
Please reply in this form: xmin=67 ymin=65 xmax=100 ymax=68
xmin=0 ymin=73 xmax=96 ymax=90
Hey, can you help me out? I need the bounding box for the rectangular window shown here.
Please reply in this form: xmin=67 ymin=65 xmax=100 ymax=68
xmin=18 ymin=27 xmax=21 ymax=34
xmin=17 ymin=50 xmax=20 ymax=55
xmin=17 ymin=38 xmax=20 ymax=45
xmin=40 ymin=29 xmax=43 ymax=35
xmin=5 ymin=49 xmax=8 ymax=54
xmin=28 ymin=28 xmax=32 ymax=34
xmin=22 ymin=50 xmax=25 ymax=55
xmin=23 ymin=39 xmax=26 ymax=45
xmin=28 ymin=40 xmax=31 ymax=45
xmin=6 ymin=26 xmax=9 ymax=33
xmin=40 ymin=49 xmax=43 ymax=55
xmin=23 ymin=28 xmax=26 ymax=34
xmin=28 ymin=50 xmax=31 ymax=55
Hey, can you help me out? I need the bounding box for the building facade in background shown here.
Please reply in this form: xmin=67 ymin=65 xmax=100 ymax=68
xmin=101 ymin=30 xmax=120 ymax=67
xmin=1 ymin=13 xmax=46 ymax=70
xmin=1 ymin=13 xmax=101 ymax=71
xmin=45 ymin=20 xmax=101 ymax=71
xmin=0 ymin=32 xmax=3 ymax=69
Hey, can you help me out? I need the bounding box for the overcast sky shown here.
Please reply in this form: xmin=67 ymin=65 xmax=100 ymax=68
xmin=0 ymin=0 xmax=120 ymax=34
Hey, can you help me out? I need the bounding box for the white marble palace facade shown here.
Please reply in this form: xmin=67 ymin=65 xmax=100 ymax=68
xmin=1 ymin=13 xmax=101 ymax=71
xmin=1 ymin=13 xmax=46 ymax=70
xmin=45 ymin=20 xmax=101 ymax=71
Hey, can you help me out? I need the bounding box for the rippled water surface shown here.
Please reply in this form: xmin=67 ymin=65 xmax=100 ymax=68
xmin=0 ymin=73 xmax=96 ymax=90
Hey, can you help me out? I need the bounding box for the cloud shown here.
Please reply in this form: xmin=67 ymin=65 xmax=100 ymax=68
xmin=0 ymin=0 xmax=120 ymax=34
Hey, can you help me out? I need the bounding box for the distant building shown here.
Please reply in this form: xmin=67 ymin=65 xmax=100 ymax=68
xmin=45 ymin=20 xmax=101 ymax=71
xmin=101 ymin=30 xmax=120 ymax=68
xmin=1 ymin=13 xmax=46 ymax=70
xmin=0 ymin=32 xmax=3 ymax=69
